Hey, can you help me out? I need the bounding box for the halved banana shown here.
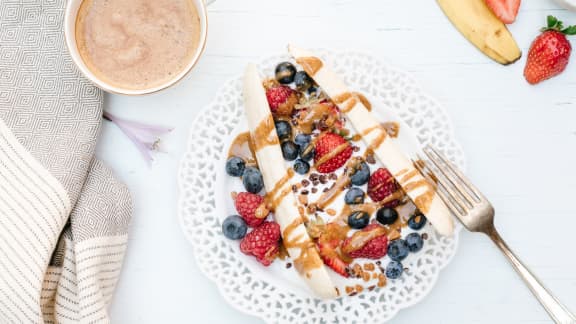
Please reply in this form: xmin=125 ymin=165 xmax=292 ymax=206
xmin=288 ymin=45 xmax=454 ymax=236
xmin=243 ymin=64 xmax=339 ymax=299
xmin=437 ymin=0 xmax=521 ymax=65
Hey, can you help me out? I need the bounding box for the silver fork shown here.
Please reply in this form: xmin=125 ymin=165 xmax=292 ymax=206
xmin=416 ymin=146 xmax=576 ymax=324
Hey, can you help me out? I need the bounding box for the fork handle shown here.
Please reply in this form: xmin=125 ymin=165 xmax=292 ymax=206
xmin=486 ymin=226 xmax=576 ymax=324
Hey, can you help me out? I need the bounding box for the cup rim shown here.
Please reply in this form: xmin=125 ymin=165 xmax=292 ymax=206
xmin=64 ymin=0 xmax=208 ymax=96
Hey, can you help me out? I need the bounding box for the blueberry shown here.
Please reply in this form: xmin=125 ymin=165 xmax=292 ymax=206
xmin=350 ymin=162 xmax=370 ymax=186
xmin=407 ymin=212 xmax=427 ymax=230
xmin=293 ymin=159 xmax=310 ymax=175
xmin=385 ymin=261 xmax=404 ymax=279
xmin=275 ymin=62 xmax=297 ymax=84
xmin=308 ymin=86 xmax=318 ymax=95
xmin=344 ymin=187 xmax=365 ymax=205
xmin=222 ymin=215 xmax=247 ymax=240
xmin=294 ymin=71 xmax=313 ymax=92
xmin=299 ymin=143 xmax=315 ymax=162
xmin=275 ymin=120 xmax=292 ymax=141
xmin=225 ymin=156 xmax=245 ymax=177
xmin=242 ymin=167 xmax=264 ymax=193
xmin=376 ymin=207 xmax=398 ymax=225
xmin=281 ymin=141 xmax=299 ymax=161
xmin=387 ymin=239 xmax=409 ymax=261
xmin=347 ymin=211 xmax=370 ymax=229
xmin=294 ymin=133 xmax=311 ymax=147
xmin=405 ymin=233 xmax=424 ymax=253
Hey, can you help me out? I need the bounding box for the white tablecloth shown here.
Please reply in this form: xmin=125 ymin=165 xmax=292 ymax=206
xmin=100 ymin=0 xmax=576 ymax=322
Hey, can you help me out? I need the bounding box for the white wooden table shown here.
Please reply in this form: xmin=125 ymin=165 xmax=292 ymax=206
xmin=99 ymin=0 xmax=576 ymax=322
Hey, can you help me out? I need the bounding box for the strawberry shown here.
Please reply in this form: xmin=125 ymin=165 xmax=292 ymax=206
xmin=524 ymin=16 xmax=576 ymax=85
xmin=240 ymin=221 xmax=281 ymax=266
xmin=235 ymin=192 xmax=269 ymax=228
xmin=318 ymin=242 xmax=349 ymax=277
xmin=484 ymin=0 xmax=521 ymax=24
xmin=265 ymin=83 xmax=299 ymax=116
xmin=317 ymin=223 xmax=350 ymax=277
xmin=367 ymin=168 xmax=399 ymax=207
xmin=342 ymin=224 xmax=388 ymax=259
xmin=314 ymin=132 xmax=353 ymax=174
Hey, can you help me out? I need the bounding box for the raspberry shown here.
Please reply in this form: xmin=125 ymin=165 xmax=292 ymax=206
xmin=342 ymin=224 xmax=388 ymax=259
xmin=314 ymin=132 xmax=353 ymax=174
xmin=235 ymin=192 xmax=269 ymax=227
xmin=240 ymin=221 xmax=281 ymax=266
xmin=265 ymin=85 xmax=298 ymax=116
xmin=367 ymin=168 xmax=399 ymax=207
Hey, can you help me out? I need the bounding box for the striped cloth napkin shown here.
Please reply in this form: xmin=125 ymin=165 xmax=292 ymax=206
xmin=0 ymin=1 xmax=132 ymax=323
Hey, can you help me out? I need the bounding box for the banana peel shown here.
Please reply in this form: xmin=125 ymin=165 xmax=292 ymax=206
xmin=437 ymin=0 xmax=521 ymax=65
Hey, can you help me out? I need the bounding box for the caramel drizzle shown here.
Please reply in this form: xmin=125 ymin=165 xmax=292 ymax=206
xmin=402 ymin=179 xmax=429 ymax=193
xmin=363 ymin=127 xmax=387 ymax=158
xmin=332 ymin=92 xmax=372 ymax=114
xmin=354 ymin=92 xmax=372 ymax=112
xmin=266 ymin=169 xmax=325 ymax=275
xmin=293 ymin=244 xmax=324 ymax=278
xmin=296 ymin=103 xmax=334 ymax=134
xmin=314 ymin=142 xmax=350 ymax=169
xmin=283 ymin=218 xmax=303 ymax=241
xmin=394 ymin=168 xmax=409 ymax=178
xmin=313 ymin=157 xmax=362 ymax=210
xmin=282 ymin=218 xmax=324 ymax=276
xmin=296 ymin=56 xmax=323 ymax=76
xmin=252 ymin=115 xmax=279 ymax=150
xmin=400 ymin=169 xmax=419 ymax=184
xmin=381 ymin=121 xmax=400 ymax=138
xmin=396 ymin=164 xmax=435 ymax=214
xmin=227 ymin=132 xmax=257 ymax=166
xmin=334 ymin=190 xmax=406 ymax=223
xmin=341 ymin=226 xmax=387 ymax=254
xmin=358 ymin=123 xmax=399 ymax=159
xmin=415 ymin=193 xmax=434 ymax=214
xmin=272 ymin=187 xmax=295 ymax=211
xmin=332 ymin=92 xmax=358 ymax=113
xmin=265 ymin=169 xmax=295 ymax=210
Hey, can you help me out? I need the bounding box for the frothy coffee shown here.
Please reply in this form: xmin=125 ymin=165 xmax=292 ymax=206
xmin=76 ymin=0 xmax=201 ymax=90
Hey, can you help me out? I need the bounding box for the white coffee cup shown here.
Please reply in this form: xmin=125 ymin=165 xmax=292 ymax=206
xmin=64 ymin=0 xmax=208 ymax=95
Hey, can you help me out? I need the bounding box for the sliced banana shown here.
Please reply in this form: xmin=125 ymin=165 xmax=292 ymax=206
xmin=242 ymin=63 xmax=339 ymax=299
xmin=288 ymin=45 xmax=454 ymax=236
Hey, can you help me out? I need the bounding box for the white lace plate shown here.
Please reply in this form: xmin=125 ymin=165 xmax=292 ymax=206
xmin=178 ymin=50 xmax=466 ymax=323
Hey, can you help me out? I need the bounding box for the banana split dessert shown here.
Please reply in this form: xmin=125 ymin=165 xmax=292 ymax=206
xmin=221 ymin=46 xmax=454 ymax=299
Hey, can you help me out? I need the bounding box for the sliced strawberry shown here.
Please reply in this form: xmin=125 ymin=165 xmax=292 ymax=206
xmin=318 ymin=242 xmax=349 ymax=278
xmin=317 ymin=223 xmax=350 ymax=277
xmin=485 ymin=0 xmax=521 ymax=24
xmin=314 ymin=132 xmax=353 ymax=174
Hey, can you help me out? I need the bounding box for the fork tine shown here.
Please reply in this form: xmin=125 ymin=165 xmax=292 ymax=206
xmin=435 ymin=178 xmax=468 ymax=218
xmin=413 ymin=158 xmax=466 ymax=217
xmin=423 ymin=148 xmax=477 ymax=208
xmin=421 ymin=150 xmax=472 ymax=212
xmin=425 ymin=146 xmax=482 ymax=202
xmin=412 ymin=158 xmax=437 ymax=191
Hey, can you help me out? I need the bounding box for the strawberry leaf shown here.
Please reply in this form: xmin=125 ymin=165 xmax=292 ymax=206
xmin=562 ymin=25 xmax=576 ymax=36
xmin=542 ymin=15 xmax=575 ymax=35
xmin=547 ymin=15 xmax=558 ymax=29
